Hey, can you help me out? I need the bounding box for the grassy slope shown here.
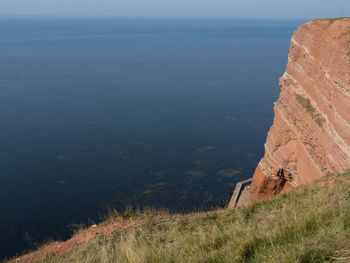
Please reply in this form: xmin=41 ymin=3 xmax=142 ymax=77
xmin=18 ymin=171 xmax=350 ymax=263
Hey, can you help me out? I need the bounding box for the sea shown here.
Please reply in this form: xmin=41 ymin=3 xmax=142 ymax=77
xmin=0 ymin=17 xmax=305 ymax=260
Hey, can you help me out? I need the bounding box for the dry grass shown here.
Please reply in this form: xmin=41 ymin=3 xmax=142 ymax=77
xmin=311 ymin=17 xmax=350 ymax=25
xmin=10 ymin=170 xmax=350 ymax=263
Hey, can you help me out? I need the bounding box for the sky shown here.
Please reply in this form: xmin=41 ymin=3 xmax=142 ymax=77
xmin=0 ymin=0 xmax=349 ymax=18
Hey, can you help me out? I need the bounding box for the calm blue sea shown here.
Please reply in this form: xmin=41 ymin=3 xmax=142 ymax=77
xmin=0 ymin=17 xmax=304 ymax=259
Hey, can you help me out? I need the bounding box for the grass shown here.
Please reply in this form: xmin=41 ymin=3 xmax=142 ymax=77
xmin=326 ymin=17 xmax=349 ymax=25
xmin=312 ymin=17 xmax=350 ymax=25
xmin=14 ymin=170 xmax=350 ymax=263
xmin=338 ymin=30 xmax=350 ymax=39
xmin=295 ymin=94 xmax=316 ymax=114
xmin=295 ymin=94 xmax=325 ymax=127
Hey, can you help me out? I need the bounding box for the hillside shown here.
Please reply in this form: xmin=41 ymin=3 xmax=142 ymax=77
xmin=9 ymin=170 xmax=350 ymax=263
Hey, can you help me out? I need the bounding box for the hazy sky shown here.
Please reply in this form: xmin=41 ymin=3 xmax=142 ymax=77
xmin=1 ymin=0 xmax=349 ymax=18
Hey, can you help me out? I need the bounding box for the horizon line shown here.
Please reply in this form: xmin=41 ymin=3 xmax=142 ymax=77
xmin=0 ymin=14 xmax=318 ymax=20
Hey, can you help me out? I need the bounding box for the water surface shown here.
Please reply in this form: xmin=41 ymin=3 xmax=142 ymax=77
xmin=0 ymin=17 xmax=304 ymax=259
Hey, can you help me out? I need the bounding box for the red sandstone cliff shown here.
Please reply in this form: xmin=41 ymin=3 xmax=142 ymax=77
xmin=251 ymin=18 xmax=350 ymax=202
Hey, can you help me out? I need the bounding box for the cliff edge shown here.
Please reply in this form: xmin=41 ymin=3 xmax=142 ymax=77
xmin=251 ymin=18 xmax=350 ymax=202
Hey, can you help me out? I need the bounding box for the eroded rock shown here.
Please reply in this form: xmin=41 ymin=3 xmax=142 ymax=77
xmin=251 ymin=18 xmax=350 ymax=202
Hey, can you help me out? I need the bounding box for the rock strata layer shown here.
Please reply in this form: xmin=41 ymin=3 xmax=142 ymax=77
xmin=251 ymin=18 xmax=350 ymax=202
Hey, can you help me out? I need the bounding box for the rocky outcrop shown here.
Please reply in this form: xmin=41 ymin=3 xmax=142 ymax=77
xmin=251 ymin=18 xmax=350 ymax=202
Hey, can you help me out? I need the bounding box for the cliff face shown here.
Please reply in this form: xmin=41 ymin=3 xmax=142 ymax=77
xmin=251 ymin=18 xmax=350 ymax=202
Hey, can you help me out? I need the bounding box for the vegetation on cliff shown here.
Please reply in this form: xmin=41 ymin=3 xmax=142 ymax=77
xmin=295 ymin=94 xmax=325 ymax=127
xmin=12 ymin=170 xmax=350 ymax=263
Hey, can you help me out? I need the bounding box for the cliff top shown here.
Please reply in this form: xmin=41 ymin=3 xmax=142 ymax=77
xmin=312 ymin=17 xmax=350 ymax=21
xmin=304 ymin=17 xmax=350 ymax=42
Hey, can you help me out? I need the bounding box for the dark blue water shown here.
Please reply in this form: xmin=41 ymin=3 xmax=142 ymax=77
xmin=0 ymin=17 xmax=304 ymax=260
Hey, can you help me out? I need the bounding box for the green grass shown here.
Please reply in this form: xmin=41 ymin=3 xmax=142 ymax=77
xmin=327 ymin=17 xmax=348 ymax=25
xmin=338 ymin=30 xmax=350 ymax=39
xmin=16 ymin=171 xmax=350 ymax=263
xmin=295 ymin=94 xmax=325 ymax=127
xmin=312 ymin=17 xmax=350 ymax=25
xmin=295 ymin=94 xmax=316 ymax=114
